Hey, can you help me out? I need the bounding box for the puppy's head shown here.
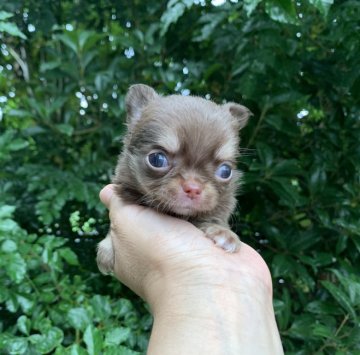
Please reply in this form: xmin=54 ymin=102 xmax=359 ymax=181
xmin=120 ymin=84 xmax=250 ymax=217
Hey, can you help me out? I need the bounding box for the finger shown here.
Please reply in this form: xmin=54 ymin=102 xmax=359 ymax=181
xmin=99 ymin=184 xmax=116 ymax=209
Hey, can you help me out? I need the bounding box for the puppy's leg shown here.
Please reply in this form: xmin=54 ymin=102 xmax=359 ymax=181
xmin=198 ymin=223 xmax=241 ymax=253
xmin=96 ymin=231 xmax=115 ymax=274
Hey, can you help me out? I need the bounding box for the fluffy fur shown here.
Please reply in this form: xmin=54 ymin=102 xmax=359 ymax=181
xmin=97 ymin=84 xmax=250 ymax=274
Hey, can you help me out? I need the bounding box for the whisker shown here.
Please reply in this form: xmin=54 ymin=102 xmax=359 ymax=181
xmin=239 ymin=148 xmax=256 ymax=153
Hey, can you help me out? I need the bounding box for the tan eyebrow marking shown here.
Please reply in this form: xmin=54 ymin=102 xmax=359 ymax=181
xmin=157 ymin=130 xmax=180 ymax=154
xmin=215 ymin=139 xmax=237 ymax=161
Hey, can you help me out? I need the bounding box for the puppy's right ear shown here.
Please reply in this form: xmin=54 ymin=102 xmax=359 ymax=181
xmin=222 ymin=102 xmax=252 ymax=131
xmin=125 ymin=84 xmax=158 ymax=128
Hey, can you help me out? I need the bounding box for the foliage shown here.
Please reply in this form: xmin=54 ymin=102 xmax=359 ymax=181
xmin=0 ymin=145 xmax=150 ymax=354
xmin=0 ymin=0 xmax=359 ymax=353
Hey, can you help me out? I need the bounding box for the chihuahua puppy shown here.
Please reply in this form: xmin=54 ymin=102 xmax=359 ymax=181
xmin=97 ymin=84 xmax=250 ymax=274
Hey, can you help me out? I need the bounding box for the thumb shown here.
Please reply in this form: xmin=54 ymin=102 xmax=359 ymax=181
xmin=99 ymin=184 xmax=118 ymax=209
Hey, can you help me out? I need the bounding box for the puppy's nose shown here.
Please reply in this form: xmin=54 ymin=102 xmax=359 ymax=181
xmin=182 ymin=180 xmax=202 ymax=199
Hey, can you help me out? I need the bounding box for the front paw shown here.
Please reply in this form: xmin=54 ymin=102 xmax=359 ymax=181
xmin=202 ymin=225 xmax=241 ymax=253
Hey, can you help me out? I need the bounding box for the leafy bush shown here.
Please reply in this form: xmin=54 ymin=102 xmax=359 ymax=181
xmin=0 ymin=204 xmax=150 ymax=354
xmin=0 ymin=0 xmax=359 ymax=353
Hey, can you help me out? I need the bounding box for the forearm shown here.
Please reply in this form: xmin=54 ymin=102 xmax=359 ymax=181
xmin=147 ymin=273 xmax=283 ymax=355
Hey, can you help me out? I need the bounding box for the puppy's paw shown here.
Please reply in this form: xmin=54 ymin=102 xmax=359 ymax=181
xmin=96 ymin=234 xmax=115 ymax=274
xmin=203 ymin=225 xmax=241 ymax=253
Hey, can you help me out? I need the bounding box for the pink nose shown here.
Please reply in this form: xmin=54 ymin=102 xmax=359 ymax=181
xmin=182 ymin=180 xmax=202 ymax=199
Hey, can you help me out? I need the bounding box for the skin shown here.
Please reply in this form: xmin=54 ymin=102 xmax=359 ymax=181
xmin=100 ymin=184 xmax=284 ymax=355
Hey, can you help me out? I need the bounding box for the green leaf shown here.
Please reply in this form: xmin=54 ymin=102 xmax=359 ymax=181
xmin=78 ymin=30 xmax=102 ymax=51
xmin=244 ymin=0 xmax=263 ymax=16
xmin=265 ymin=0 xmax=299 ymax=25
xmin=0 ymin=11 xmax=13 ymax=21
xmin=312 ymin=323 xmax=333 ymax=339
xmin=105 ymin=346 xmax=140 ymax=355
xmin=1 ymin=239 xmax=17 ymax=253
xmin=3 ymin=337 xmax=28 ymax=354
xmin=6 ymin=294 xmax=19 ymax=313
xmin=309 ymin=166 xmax=327 ymax=193
xmin=160 ymin=0 xmax=194 ymax=36
xmin=0 ymin=205 xmax=16 ymax=219
xmin=287 ymin=315 xmax=316 ymax=339
xmin=26 ymin=98 xmax=47 ymax=119
xmin=271 ymin=159 xmax=302 ymax=176
xmin=331 ymin=269 xmax=360 ymax=305
xmin=83 ymin=50 xmax=98 ymax=69
xmin=90 ymin=295 xmax=112 ymax=320
xmin=270 ymin=91 xmax=303 ymax=105
xmin=0 ymin=22 xmax=27 ymax=39
xmin=48 ymin=97 xmax=68 ymax=114
xmin=104 ymin=327 xmax=131 ymax=346
xmin=83 ymin=325 xmax=102 ymax=355
xmin=256 ymin=142 xmax=273 ymax=167
xmin=29 ymin=328 xmax=64 ymax=354
xmin=55 ymin=33 xmax=78 ymax=53
xmin=193 ymin=13 xmax=226 ymax=42
xmin=334 ymin=219 xmax=360 ymax=237
xmin=8 ymin=139 xmax=29 ymax=151
xmin=265 ymin=115 xmax=299 ymax=136
xmin=274 ymin=289 xmax=292 ymax=330
xmin=322 ymin=281 xmax=357 ymax=320
xmin=266 ymin=177 xmax=306 ymax=207
xmin=0 ymin=218 xmax=18 ymax=232
xmin=17 ymin=295 xmax=34 ymax=313
xmin=308 ymin=0 xmax=334 ymax=16
xmin=56 ymin=124 xmax=74 ymax=136
xmin=272 ymin=254 xmax=295 ymax=278
xmin=0 ymin=284 xmax=10 ymax=303
xmin=305 ymin=300 xmax=342 ymax=316
xmin=7 ymin=109 xmax=30 ymax=118
xmin=67 ymin=308 xmax=91 ymax=331
xmin=94 ymin=72 xmax=112 ymax=92
xmin=4 ymin=253 xmax=27 ymax=283
xmin=32 ymin=317 xmax=52 ymax=334
xmin=59 ymin=248 xmax=79 ymax=265
xmin=17 ymin=316 xmax=31 ymax=336
xmin=298 ymin=252 xmax=334 ymax=269
xmin=55 ymin=344 xmax=88 ymax=355
xmin=39 ymin=60 xmax=61 ymax=72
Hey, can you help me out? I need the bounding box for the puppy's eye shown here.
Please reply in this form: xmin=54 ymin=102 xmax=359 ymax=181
xmin=147 ymin=152 xmax=169 ymax=169
xmin=215 ymin=163 xmax=232 ymax=181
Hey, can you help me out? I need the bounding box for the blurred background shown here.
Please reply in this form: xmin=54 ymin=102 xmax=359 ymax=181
xmin=0 ymin=0 xmax=359 ymax=353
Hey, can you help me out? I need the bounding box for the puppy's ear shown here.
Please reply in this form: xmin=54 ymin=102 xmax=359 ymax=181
xmin=125 ymin=84 xmax=159 ymax=128
xmin=223 ymin=103 xmax=252 ymax=130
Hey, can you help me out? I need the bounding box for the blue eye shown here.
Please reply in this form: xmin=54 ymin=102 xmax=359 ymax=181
xmin=215 ymin=164 xmax=232 ymax=180
xmin=147 ymin=152 xmax=169 ymax=169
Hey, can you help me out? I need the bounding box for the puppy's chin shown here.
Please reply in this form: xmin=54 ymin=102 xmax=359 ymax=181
xmin=169 ymin=198 xmax=209 ymax=217
xmin=155 ymin=186 xmax=218 ymax=217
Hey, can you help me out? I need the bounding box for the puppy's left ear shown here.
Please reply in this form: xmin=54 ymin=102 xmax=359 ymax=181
xmin=223 ymin=103 xmax=252 ymax=130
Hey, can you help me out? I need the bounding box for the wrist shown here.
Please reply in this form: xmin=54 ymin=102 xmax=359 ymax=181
xmin=148 ymin=278 xmax=282 ymax=355
xmin=148 ymin=278 xmax=279 ymax=355
xmin=144 ymin=245 xmax=283 ymax=354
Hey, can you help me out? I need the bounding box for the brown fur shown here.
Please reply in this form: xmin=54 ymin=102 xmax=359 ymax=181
xmin=97 ymin=84 xmax=251 ymax=274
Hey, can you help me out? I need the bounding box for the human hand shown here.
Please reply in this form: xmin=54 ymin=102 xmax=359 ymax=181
xmin=100 ymin=184 xmax=283 ymax=354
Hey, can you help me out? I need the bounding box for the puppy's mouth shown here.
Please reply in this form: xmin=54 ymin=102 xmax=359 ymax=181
xmin=169 ymin=190 xmax=216 ymax=217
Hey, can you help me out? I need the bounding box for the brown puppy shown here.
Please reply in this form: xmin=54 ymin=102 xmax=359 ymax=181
xmin=97 ymin=84 xmax=250 ymax=274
